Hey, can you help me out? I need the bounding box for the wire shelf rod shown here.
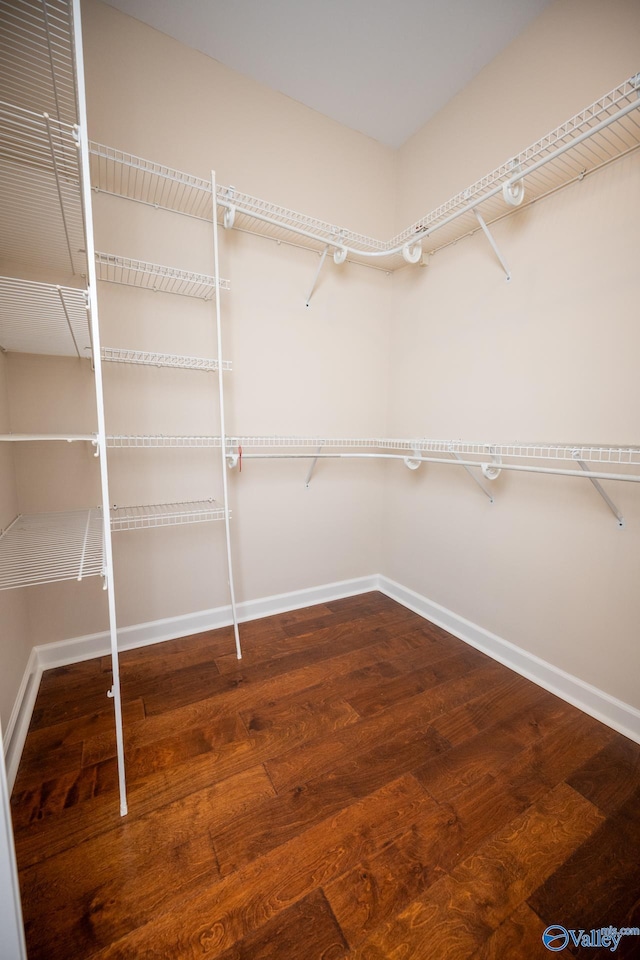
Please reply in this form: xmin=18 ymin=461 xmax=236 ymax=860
xmin=101 ymin=347 xmax=231 ymax=372
xmin=95 ymin=252 xmax=230 ymax=300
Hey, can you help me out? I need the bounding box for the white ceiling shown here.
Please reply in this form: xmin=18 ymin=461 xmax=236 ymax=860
xmin=102 ymin=0 xmax=551 ymax=147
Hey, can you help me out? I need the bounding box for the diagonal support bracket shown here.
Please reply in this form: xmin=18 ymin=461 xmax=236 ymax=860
xmin=305 ymin=446 xmax=323 ymax=487
xmin=572 ymin=453 xmax=625 ymax=528
xmin=305 ymin=246 xmax=330 ymax=307
xmin=474 ymin=210 xmax=511 ymax=280
xmin=449 ymin=449 xmax=494 ymax=502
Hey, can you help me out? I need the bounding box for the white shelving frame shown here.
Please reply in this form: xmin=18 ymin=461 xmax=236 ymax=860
xmin=72 ymin=0 xmax=128 ymax=817
xmin=89 ymin=73 xmax=640 ymax=271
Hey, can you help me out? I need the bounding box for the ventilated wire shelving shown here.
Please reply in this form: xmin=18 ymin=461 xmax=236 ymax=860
xmin=101 ymin=347 xmax=231 ymax=372
xmin=0 ymin=0 xmax=78 ymax=123
xmin=0 ymin=276 xmax=91 ymax=357
xmin=0 ymin=508 xmax=104 ymax=590
xmin=110 ymin=499 xmax=227 ymax=531
xmin=0 ymin=101 xmax=86 ymax=275
xmin=89 ymin=74 xmax=640 ymax=271
xmin=106 ymin=434 xmax=223 ymax=448
xmin=95 ymin=252 xmax=230 ymax=299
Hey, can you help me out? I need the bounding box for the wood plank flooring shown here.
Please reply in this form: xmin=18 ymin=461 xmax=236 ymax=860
xmin=10 ymin=592 xmax=640 ymax=959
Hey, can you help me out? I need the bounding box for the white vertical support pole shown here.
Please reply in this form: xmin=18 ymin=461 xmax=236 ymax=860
xmin=212 ymin=172 xmax=242 ymax=659
xmin=72 ymin=0 xmax=128 ymax=815
xmin=0 ymin=727 xmax=27 ymax=960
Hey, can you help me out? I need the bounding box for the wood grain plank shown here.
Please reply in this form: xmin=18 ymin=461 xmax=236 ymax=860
xmin=528 ymin=786 xmax=640 ymax=946
xmin=86 ymin=774 xmax=440 ymax=960
xmin=267 ymin=660 xmax=505 ymax=793
xmin=471 ymin=902 xmax=550 ymax=960
xmin=19 ymin=765 xmax=274 ymax=959
xmin=352 ymin=783 xmax=604 ymax=960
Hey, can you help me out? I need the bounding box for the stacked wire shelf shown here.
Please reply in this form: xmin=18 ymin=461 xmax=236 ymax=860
xmin=110 ymin=499 xmax=227 ymax=531
xmin=0 ymin=508 xmax=104 ymax=590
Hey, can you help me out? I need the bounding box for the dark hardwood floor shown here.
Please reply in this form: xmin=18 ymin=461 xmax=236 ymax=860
xmin=10 ymin=592 xmax=640 ymax=959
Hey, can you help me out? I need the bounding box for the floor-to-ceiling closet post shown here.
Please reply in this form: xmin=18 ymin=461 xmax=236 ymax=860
xmin=211 ymin=172 xmax=242 ymax=659
xmin=72 ymin=0 xmax=128 ymax=816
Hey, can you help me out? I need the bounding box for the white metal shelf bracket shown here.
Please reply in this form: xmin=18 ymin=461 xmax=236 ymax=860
xmin=449 ymin=448 xmax=494 ymax=503
xmin=473 ymin=210 xmax=511 ymax=280
xmin=305 ymin=245 xmax=330 ymax=307
xmin=305 ymin=445 xmax=323 ymax=487
xmin=572 ymin=451 xmax=625 ymax=528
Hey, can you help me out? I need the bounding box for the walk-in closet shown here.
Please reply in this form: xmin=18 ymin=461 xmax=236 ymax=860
xmin=1 ymin=0 xmax=640 ymax=957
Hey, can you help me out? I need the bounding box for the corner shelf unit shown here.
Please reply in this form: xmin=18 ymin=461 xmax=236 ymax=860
xmin=89 ymin=73 xmax=640 ymax=270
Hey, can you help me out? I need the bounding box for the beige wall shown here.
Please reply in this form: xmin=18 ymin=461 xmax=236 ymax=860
xmin=385 ymin=0 xmax=640 ymax=707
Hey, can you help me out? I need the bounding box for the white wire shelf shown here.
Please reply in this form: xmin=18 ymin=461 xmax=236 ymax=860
xmin=101 ymin=346 xmax=231 ymax=372
xmin=0 ymin=276 xmax=91 ymax=357
xmin=89 ymin=74 xmax=640 ymax=271
xmin=110 ymin=499 xmax=227 ymax=531
xmin=0 ymin=434 xmax=94 ymax=442
xmin=0 ymin=0 xmax=78 ymax=124
xmin=104 ymin=434 xmax=640 ymax=467
xmin=0 ymin=101 xmax=86 ymax=275
xmin=0 ymin=508 xmax=104 ymax=590
xmin=95 ymin=252 xmax=230 ymax=299
xmin=106 ymin=435 xmax=222 ymax=448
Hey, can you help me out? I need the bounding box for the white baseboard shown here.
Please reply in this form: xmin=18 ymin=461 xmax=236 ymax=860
xmin=378 ymin=575 xmax=640 ymax=746
xmin=3 ymin=649 xmax=41 ymax=793
xmin=5 ymin=571 xmax=640 ymax=792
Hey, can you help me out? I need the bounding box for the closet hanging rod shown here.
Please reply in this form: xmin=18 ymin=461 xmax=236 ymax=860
xmin=234 ymin=452 xmax=640 ymax=485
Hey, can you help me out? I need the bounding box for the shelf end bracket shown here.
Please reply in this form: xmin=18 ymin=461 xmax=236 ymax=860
xmin=305 ymin=446 xmax=323 ymax=487
xmin=305 ymin=246 xmax=330 ymax=307
xmin=474 ymin=210 xmax=511 ymax=281
xmin=572 ymin=452 xmax=625 ymax=528
xmin=449 ymin=449 xmax=494 ymax=502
